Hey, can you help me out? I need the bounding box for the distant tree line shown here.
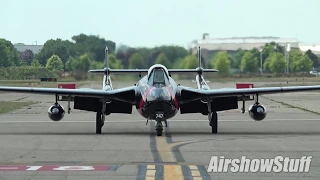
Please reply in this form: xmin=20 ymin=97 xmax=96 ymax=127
xmin=0 ymin=35 xmax=319 ymax=80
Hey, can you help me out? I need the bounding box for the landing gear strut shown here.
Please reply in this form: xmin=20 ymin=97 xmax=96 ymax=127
xmin=96 ymin=111 xmax=104 ymax=134
xmin=96 ymin=100 xmax=106 ymax=134
xmin=209 ymin=112 xmax=218 ymax=133
xmin=207 ymin=98 xmax=218 ymax=134
xmin=155 ymin=112 xmax=164 ymax=136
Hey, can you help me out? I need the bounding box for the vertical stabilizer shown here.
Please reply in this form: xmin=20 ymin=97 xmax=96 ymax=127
xmin=195 ymin=46 xmax=210 ymax=90
xmin=102 ymin=46 xmax=113 ymax=90
xmin=105 ymin=46 xmax=109 ymax=69
xmin=197 ymin=46 xmax=202 ymax=68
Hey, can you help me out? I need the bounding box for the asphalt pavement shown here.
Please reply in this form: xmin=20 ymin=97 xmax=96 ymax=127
xmin=0 ymin=81 xmax=320 ymax=180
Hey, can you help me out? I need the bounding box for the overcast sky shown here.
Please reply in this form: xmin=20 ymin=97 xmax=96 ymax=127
xmin=1 ymin=0 xmax=319 ymax=47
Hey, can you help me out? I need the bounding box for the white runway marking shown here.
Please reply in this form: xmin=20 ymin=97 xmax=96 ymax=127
xmin=0 ymin=119 xmax=320 ymax=123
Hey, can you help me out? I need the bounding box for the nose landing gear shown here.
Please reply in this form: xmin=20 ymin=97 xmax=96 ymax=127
xmin=155 ymin=111 xmax=165 ymax=136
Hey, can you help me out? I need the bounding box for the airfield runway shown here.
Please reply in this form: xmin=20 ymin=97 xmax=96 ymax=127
xmin=0 ymin=81 xmax=320 ymax=180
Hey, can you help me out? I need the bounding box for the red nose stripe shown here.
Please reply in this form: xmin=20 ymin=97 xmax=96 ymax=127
xmin=138 ymin=86 xmax=155 ymax=110
xmin=165 ymin=87 xmax=179 ymax=109
xmin=143 ymin=87 xmax=155 ymax=101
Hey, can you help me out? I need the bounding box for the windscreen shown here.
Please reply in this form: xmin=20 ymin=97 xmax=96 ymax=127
xmin=148 ymin=68 xmax=168 ymax=86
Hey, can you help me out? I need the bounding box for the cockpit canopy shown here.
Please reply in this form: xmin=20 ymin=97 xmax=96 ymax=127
xmin=147 ymin=64 xmax=170 ymax=86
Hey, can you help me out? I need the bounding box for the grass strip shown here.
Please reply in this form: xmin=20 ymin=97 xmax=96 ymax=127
xmin=261 ymin=96 xmax=320 ymax=115
xmin=0 ymin=101 xmax=36 ymax=114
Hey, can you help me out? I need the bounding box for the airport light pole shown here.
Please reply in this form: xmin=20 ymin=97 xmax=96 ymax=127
xmin=286 ymin=44 xmax=291 ymax=74
xmin=284 ymin=45 xmax=287 ymax=73
xmin=258 ymin=46 xmax=263 ymax=75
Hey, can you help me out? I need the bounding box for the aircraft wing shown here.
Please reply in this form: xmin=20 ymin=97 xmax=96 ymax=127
xmin=0 ymin=86 xmax=137 ymax=104
xmin=169 ymin=69 xmax=218 ymax=73
xmin=88 ymin=69 xmax=148 ymax=74
xmin=179 ymin=85 xmax=320 ymax=103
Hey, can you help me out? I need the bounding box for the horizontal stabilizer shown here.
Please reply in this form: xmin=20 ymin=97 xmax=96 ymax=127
xmin=89 ymin=68 xmax=218 ymax=74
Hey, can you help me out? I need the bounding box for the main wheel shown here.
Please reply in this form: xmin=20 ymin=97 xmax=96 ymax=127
xmin=96 ymin=112 xmax=103 ymax=134
xmin=210 ymin=112 xmax=218 ymax=134
xmin=156 ymin=128 xmax=163 ymax=136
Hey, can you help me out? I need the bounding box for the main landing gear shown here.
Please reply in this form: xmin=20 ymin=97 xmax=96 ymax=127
xmin=207 ymin=99 xmax=218 ymax=134
xmin=209 ymin=111 xmax=218 ymax=133
xmin=96 ymin=111 xmax=105 ymax=134
xmin=96 ymin=100 xmax=107 ymax=134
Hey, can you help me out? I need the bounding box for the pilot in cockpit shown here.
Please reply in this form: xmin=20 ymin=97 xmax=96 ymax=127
xmin=149 ymin=68 xmax=167 ymax=86
xmin=153 ymin=69 xmax=165 ymax=83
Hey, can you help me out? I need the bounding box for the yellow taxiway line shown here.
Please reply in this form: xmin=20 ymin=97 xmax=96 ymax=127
xmin=144 ymin=127 xmax=202 ymax=180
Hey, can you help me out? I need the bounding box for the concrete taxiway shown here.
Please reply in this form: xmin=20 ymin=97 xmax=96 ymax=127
xmin=0 ymin=81 xmax=320 ymax=180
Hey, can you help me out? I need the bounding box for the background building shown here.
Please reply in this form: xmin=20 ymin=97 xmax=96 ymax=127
xmin=299 ymin=44 xmax=320 ymax=55
xmin=189 ymin=36 xmax=300 ymax=68
xmin=14 ymin=43 xmax=43 ymax=54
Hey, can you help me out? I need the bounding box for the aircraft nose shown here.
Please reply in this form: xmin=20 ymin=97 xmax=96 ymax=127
xmin=153 ymin=88 xmax=164 ymax=100
xmin=147 ymin=88 xmax=170 ymax=101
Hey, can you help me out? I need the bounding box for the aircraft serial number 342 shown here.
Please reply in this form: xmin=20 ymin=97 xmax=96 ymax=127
xmin=1 ymin=46 xmax=320 ymax=136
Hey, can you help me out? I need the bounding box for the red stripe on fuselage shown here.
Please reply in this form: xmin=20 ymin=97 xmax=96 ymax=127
xmin=165 ymin=86 xmax=179 ymax=110
xmin=138 ymin=86 xmax=155 ymax=111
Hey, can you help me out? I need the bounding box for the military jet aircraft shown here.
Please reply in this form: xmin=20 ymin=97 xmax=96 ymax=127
xmin=1 ymin=46 xmax=320 ymax=136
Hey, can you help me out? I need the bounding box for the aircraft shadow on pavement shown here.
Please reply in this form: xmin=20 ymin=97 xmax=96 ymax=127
xmin=1 ymin=131 xmax=320 ymax=135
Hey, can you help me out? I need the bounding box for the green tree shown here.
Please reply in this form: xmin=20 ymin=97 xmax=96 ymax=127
xmin=116 ymin=44 xmax=130 ymax=53
xmin=19 ymin=60 xmax=28 ymax=67
xmin=305 ymin=49 xmax=320 ymax=68
xmin=172 ymin=58 xmax=184 ymax=68
xmin=249 ymin=48 xmax=260 ymax=66
xmin=46 ymin=54 xmax=63 ymax=72
xmin=153 ymin=45 xmax=188 ymax=66
xmin=118 ymin=46 xmax=189 ymax=68
xmin=155 ymin=53 xmax=171 ymax=68
xmin=129 ymin=53 xmax=144 ymax=69
xmin=19 ymin=49 xmax=34 ymax=65
xmin=212 ymin=51 xmax=231 ymax=74
xmin=66 ymin=53 xmax=93 ymax=80
xmin=233 ymin=49 xmax=245 ymax=69
xmin=264 ymin=52 xmax=285 ymax=73
xmin=0 ymin=40 xmax=9 ymax=67
xmin=36 ymin=39 xmax=69 ymax=69
xmin=90 ymin=54 xmax=122 ymax=69
xmin=182 ymin=55 xmax=198 ymax=69
xmin=31 ymin=59 xmax=42 ymax=67
xmin=71 ymin=34 xmax=116 ymax=61
xmin=46 ymin=55 xmax=64 ymax=72
xmin=67 ymin=53 xmax=92 ymax=72
xmin=289 ymin=50 xmax=313 ymax=72
xmin=240 ymin=51 xmax=258 ymax=73
xmin=116 ymin=47 xmax=137 ymax=68
xmin=108 ymin=54 xmax=123 ymax=69
xmin=90 ymin=60 xmax=105 ymax=69
xmin=260 ymin=42 xmax=284 ymax=63
xmin=0 ymin=39 xmax=21 ymax=67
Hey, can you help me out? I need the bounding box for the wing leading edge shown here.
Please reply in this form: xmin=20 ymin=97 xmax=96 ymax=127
xmin=179 ymin=85 xmax=320 ymax=103
xmin=0 ymin=86 xmax=137 ymax=104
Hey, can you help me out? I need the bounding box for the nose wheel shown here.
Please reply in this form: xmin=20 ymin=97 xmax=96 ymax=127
xmin=155 ymin=112 xmax=164 ymax=136
xmin=156 ymin=122 xmax=163 ymax=136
